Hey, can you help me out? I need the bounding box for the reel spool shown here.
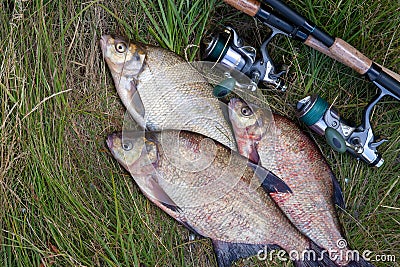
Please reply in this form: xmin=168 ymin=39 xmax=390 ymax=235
xmin=297 ymin=95 xmax=385 ymax=167
xmin=201 ymin=27 xmax=287 ymax=92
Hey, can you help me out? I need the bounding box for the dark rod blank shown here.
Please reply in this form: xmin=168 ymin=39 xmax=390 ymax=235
xmin=261 ymin=0 xmax=335 ymax=47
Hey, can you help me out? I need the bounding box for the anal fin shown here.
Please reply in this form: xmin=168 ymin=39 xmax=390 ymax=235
xmin=212 ymin=239 xmax=275 ymax=267
xmin=331 ymin=173 xmax=345 ymax=209
xmin=294 ymin=240 xmax=339 ymax=267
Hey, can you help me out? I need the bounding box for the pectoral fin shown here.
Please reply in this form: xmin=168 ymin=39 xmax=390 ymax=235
xmin=212 ymin=239 xmax=277 ymax=267
xmin=123 ymin=80 xmax=146 ymax=129
xmin=146 ymin=176 xmax=182 ymax=213
xmin=130 ymin=81 xmax=145 ymax=117
xmin=142 ymin=176 xmax=202 ymax=236
xmin=248 ymin=146 xmax=260 ymax=164
xmin=247 ymin=162 xmax=292 ymax=194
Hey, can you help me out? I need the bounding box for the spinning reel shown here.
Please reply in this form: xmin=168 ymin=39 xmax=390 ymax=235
xmin=202 ymin=0 xmax=400 ymax=167
xmin=296 ymin=93 xmax=390 ymax=167
xmin=201 ymin=27 xmax=389 ymax=167
xmin=201 ymin=27 xmax=287 ymax=91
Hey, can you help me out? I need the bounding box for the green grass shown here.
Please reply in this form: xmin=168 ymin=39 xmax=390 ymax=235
xmin=1 ymin=0 xmax=399 ymax=266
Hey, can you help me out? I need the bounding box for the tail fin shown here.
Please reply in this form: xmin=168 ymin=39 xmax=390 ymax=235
xmin=294 ymin=241 xmax=339 ymax=267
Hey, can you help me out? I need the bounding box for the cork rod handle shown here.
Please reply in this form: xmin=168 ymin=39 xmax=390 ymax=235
xmin=305 ymin=36 xmax=372 ymax=74
xmin=223 ymin=0 xmax=261 ymax=17
xmin=305 ymin=36 xmax=400 ymax=82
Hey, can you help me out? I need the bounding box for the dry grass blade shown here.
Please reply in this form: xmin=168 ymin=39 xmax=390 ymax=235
xmin=0 ymin=0 xmax=399 ymax=266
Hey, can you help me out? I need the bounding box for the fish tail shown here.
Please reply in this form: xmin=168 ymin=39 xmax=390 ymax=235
xmin=294 ymin=241 xmax=339 ymax=267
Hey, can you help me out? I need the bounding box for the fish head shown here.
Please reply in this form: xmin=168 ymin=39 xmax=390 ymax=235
xmin=100 ymin=35 xmax=146 ymax=81
xmin=106 ymin=131 xmax=158 ymax=175
xmin=228 ymin=98 xmax=267 ymax=140
xmin=100 ymin=35 xmax=147 ymax=128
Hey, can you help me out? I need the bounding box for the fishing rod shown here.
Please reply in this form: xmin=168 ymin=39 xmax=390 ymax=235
xmin=224 ymin=0 xmax=400 ymax=82
xmin=207 ymin=0 xmax=400 ymax=167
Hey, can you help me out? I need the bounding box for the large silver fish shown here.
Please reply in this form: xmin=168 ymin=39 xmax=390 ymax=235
xmin=228 ymin=98 xmax=374 ymax=267
xmin=107 ymin=130 xmax=338 ymax=267
xmin=100 ymin=35 xmax=236 ymax=150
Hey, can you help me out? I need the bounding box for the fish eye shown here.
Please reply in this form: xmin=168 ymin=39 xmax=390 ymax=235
xmin=241 ymin=106 xmax=253 ymax=116
xmin=122 ymin=141 xmax=133 ymax=151
xmin=115 ymin=42 xmax=127 ymax=53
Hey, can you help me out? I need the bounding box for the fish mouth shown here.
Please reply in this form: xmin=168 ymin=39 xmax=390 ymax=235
xmin=228 ymin=98 xmax=241 ymax=114
xmin=106 ymin=132 xmax=122 ymax=149
xmin=106 ymin=135 xmax=113 ymax=149
xmin=228 ymin=98 xmax=239 ymax=108
xmin=99 ymin=35 xmax=111 ymax=53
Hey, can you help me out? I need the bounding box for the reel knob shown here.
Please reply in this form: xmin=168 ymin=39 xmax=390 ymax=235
xmin=325 ymin=127 xmax=347 ymax=153
xmin=213 ymin=77 xmax=236 ymax=98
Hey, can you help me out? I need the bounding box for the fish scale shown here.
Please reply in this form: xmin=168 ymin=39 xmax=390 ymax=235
xmin=100 ymin=35 xmax=236 ymax=150
xmin=138 ymin=66 xmax=232 ymax=144
xmin=107 ymin=130 xmax=337 ymax=267
xmin=137 ymin=63 xmax=236 ymax=149
xmin=228 ymin=98 xmax=374 ymax=267
xmin=102 ymin=35 xmax=370 ymax=266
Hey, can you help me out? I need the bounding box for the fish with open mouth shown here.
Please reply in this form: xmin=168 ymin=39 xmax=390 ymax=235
xmin=228 ymin=98 xmax=374 ymax=267
xmin=100 ymin=35 xmax=237 ymax=150
xmin=107 ymin=130 xmax=339 ymax=267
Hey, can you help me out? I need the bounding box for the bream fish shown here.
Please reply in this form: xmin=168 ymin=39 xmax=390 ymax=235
xmin=100 ymin=35 xmax=236 ymax=150
xmin=228 ymin=98 xmax=373 ymax=267
xmin=107 ymin=130 xmax=337 ymax=267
